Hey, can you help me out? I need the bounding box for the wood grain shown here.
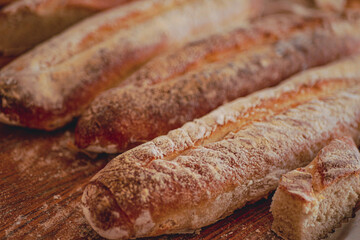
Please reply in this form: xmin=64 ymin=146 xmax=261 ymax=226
xmin=0 ymin=123 xmax=358 ymax=239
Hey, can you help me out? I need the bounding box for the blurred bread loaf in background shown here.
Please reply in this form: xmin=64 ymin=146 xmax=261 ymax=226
xmin=75 ymin=12 xmax=360 ymax=153
xmin=0 ymin=0 xmax=133 ymax=62
xmin=0 ymin=0 xmax=262 ymax=130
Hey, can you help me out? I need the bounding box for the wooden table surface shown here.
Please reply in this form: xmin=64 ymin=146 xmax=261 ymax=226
xmin=0 ymin=123 xmax=359 ymax=240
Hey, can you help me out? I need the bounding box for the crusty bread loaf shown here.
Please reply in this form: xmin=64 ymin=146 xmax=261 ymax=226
xmin=263 ymin=0 xmax=315 ymax=15
xmin=0 ymin=0 xmax=132 ymax=56
xmin=271 ymin=136 xmax=360 ymax=240
xmin=347 ymin=0 xmax=360 ymax=9
xmin=314 ymin=0 xmax=360 ymax=11
xmin=0 ymin=0 xmax=262 ymax=130
xmin=0 ymin=0 xmax=17 ymax=6
xmin=82 ymin=55 xmax=360 ymax=239
xmin=315 ymin=0 xmax=347 ymax=11
xmin=75 ymin=13 xmax=360 ymax=153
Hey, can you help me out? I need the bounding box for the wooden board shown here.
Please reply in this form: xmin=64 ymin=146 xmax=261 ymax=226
xmin=0 ymin=123 xmax=359 ymax=240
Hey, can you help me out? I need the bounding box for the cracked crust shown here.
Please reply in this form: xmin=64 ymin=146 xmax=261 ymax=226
xmin=0 ymin=0 xmax=133 ymax=56
xmin=271 ymin=136 xmax=360 ymax=240
xmin=278 ymin=136 xmax=360 ymax=202
xmin=0 ymin=0 xmax=262 ymax=130
xmin=314 ymin=0 xmax=360 ymax=12
xmin=0 ymin=0 xmax=17 ymax=6
xmin=75 ymin=13 xmax=360 ymax=153
xmin=82 ymin=55 xmax=360 ymax=239
xmin=315 ymin=0 xmax=347 ymax=11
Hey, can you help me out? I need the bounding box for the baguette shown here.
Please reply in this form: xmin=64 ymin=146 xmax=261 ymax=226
xmin=0 ymin=0 xmax=133 ymax=56
xmin=0 ymin=0 xmax=17 ymax=6
xmin=82 ymin=55 xmax=360 ymax=239
xmin=347 ymin=0 xmax=360 ymax=9
xmin=75 ymin=13 xmax=360 ymax=153
xmin=314 ymin=0 xmax=360 ymax=11
xmin=271 ymin=136 xmax=360 ymax=240
xmin=315 ymin=0 xmax=346 ymax=11
xmin=0 ymin=0 xmax=262 ymax=130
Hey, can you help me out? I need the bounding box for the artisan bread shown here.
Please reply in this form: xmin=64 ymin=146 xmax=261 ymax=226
xmin=0 ymin=0 xmax=132 ymax=56
xmin=314 ymin=0 xmax=360 ymax=11
xmin=271 ymin=136 xmax=360 ymax=240
xmin=0 ymin=0 xmax=17 ymax=6
xmin=75 ymin=13 xmax=360 ymax=153
xmin=82 ymin=55 xmax=360 ymax=239
xmin=315 ymin=0 xmax=346 ymax=11
xmin=348 ymin=0 xmax=360 ymax=9
xmin=0 ymin=0 xmax=262 ymax=130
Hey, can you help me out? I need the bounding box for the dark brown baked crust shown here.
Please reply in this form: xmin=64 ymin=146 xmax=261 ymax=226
xmin=82 ymin=55 xmax=360 ymax=239
xmin=0 ymin=0 xmax=263 ymax=130
xmin=75 ymin=13 xmax=360 ymax=153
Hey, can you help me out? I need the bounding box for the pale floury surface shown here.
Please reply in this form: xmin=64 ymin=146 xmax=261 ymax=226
xmin=0 ymin=0 xmax=261 ymax=130
xmin=82 ymin=55 xmax=360 ymax=239
xmin=271 ymin=136 xmax=360 ymax=240
xmin=75 ymin=13 xmax=360 ymax=153
xmin=0 ymin=0 xmax=132 ymax=56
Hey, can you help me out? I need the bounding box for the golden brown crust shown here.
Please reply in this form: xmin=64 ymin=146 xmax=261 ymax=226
xmin=315 ymin=0 xmax=347 ymax=11
xmin=312 ymin=136 xmax=360 ymax=189
xmin=278 ymin=170 xmax=316 ymax=202
xmin=0 ymin=0 xmax=132 ymax=56
xmin=279 ymin=136 xmax=360 ymax=202
xmin=278 ymin=136 xmax=360 ymax=201
xmin=0 ymin=0 xmax=17 ymax=6
xmin=314 ymin=0 xmax=360 ymax=12
xmin=271 ymin=135 xmax=360 ymax=240
xmin=82 ymin=55 xmax=360 ymax=239
xmin=67 ymin=0 xmax=135 ymax=10
xmin=347 ymin=0 xmax=360 ymax=9
xmin=0 ymin=0 xmax=263 ymax=130
xmin=120 ymin=14 xmax=323 ymax=87
xmin=75 ymin=14 xmax=360 ymax=153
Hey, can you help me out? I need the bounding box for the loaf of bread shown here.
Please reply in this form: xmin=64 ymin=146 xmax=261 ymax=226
xmin=314 ymin=0 xmax=360 ymax=11
xmin=0 ymin=0 xmax=132 ymax=57
xmin=75 ymin=13 xmax=360 ymax=153
xmin=347 ymin=0 xmax=360 ymax=9
xmin=82 ymin=55 xmax=360 ymax=239
xmin=0 ymin=0 xmax=17 ymax=6
xmin=271 ymin=136 xmax=360 ymax=240
xmin=315 ymin=0 xmax=346 ymax=11
xmin=0 ymin=0 xmax=262 ymax=130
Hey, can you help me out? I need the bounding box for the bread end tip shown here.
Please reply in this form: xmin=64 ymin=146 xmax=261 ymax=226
xmin=82 ymin=182 xmax=132 ymax=240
